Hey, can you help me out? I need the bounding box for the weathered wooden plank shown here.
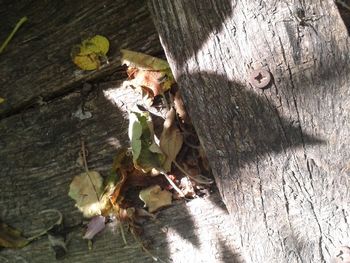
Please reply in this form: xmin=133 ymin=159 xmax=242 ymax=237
xmin=149 ymin=0 xmax=350 ymax=262
xmin=0 ymin=81 xmax=241 ymax=262
xmin=0 ymin=0 xmax=162 ymax=117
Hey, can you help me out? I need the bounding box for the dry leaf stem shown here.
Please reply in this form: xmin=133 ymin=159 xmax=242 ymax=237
xmin=0 ymin=16 xmax=27 ymax=54
xmin=336 ymin=0 xmax=350 ymax=11
xmin=174 ymin=161 xmax=213 ymax=185
xmin=130 ymin=229 xmax=165 ymax=263
xmin=81 ymin=139 xmax=100 ymax=201
xmin=27 ymin=209 xmax=63 ymax=242
xmin=119 ymin=223 xmax=128 ymax=246
xmin=159 ymin=170 xmax=185 ymax=198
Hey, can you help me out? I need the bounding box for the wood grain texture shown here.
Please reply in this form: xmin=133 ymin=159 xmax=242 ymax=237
xmin=149 ymin=0 xmax=350 ymax=262
xmin=0 ymin=1 xmax=242 ymax=261
xmin=0 ymin=81 xmax=241 ymax=262
xmin=0 ymin=0 xmax=162 ymax=118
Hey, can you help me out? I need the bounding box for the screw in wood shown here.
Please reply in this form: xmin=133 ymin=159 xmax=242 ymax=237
xmin=334 ymin=246 xmax=350 ymax=263
xmin=249 ymin=69 xmax=271 ymax=89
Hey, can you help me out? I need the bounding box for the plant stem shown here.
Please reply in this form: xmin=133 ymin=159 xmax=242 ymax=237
xmin=336 ymin=0 xmax=350 ymax=11
xmin=0 ymin=16 xmax=27 ymax=54
xmin=174 ymin=161 xmax=213 ymax=185
xmin=159 ymin=169 xmax=186 ymax=198
xmin=119 ymin=223 xmax=128 ymax=246
xmin=81 ymin=139 xmax=100 ymax=201
xmin=27 ymin=209 xmax=63 ymax=241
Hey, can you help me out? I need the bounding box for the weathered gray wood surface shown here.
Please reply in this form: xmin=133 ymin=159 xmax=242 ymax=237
xmin=149 ymin=0 xmax=350 ymax=262
xmin=0 ymin=0 xmax=161 ymax=118
xmin=0 ymin=82 xmax=241 ymax=263
xmin=0 ymin=1 xmax=241 ymax=262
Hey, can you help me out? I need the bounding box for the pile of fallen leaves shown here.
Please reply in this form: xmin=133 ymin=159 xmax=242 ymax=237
xmin=69 ymin=50 xmax=212 ymax=253
xmin=69 ymin=48 xmax=213 ymax=250
xmin=0 ymin=36 xmax=213 ymax=261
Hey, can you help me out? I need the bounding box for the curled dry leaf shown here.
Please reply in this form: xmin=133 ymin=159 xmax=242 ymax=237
xmin=121 ymin=49 xmax=169 ymax=71
xmin=71 ymin=35 xmax=109 ymax=70
xmin=139 ymin=185 xmax=172 ymax=213
xmin=68 ymin=171 xmax=104 ymax=218
xmin=127 ymin=68 xmax=166 ymax=97
xmin=0 ymin=223 xmax=29 ymax=248
xmin=121 ymin=49 xmax=175 ymax=101
xmin=83 ymin=215 xmax=106 ymax=240
xmin=173 ymin=90 xmax=190 ymax=124
xmin=160 ymin=108 xmax=183 ymax=172
xmin=107 ymin=170 xmax=127 ymax=211
xmin=102 ymin=148 xmax=131 ymax=211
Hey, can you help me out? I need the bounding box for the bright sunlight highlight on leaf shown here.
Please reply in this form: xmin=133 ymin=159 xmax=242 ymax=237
xmin=139 ymin=185 xmax=172 ymax=213
xmin=128 ymin=108 xmax=165 ymax=172
xmin=121 ymin=49 xmax=175 ymax=103
xmin=68 ymin=171 xmax=104 ymax=218
xmin=71 ymin=35 xmax=109 ymax=70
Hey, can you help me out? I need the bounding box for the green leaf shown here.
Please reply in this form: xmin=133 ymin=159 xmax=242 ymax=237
xmin=0 ymin=223 xmax=29 ymax=248
xmin=0 ymin=17 xmax=27 ymax=54
xmin=128 ymin=108 xmax=165 ymax=172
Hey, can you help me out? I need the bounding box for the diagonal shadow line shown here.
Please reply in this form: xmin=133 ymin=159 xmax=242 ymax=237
xmin=149 ymin=0 xmax=236 ymax=69
xmin=177 ymin=72 xmax=325 ymax=180
xmin=174 ymin=72 xmax=326 ymax=261
xmin=218 ymin=237 xmax=241 ymax=263
xmin=148 ymin=1 xmax=350 ymax=261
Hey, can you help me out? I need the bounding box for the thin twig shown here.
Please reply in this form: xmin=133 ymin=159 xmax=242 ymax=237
xmin=81 ymin=139 xmax=100 ymax=201
xmin=159 ymin=169 xmax=186 ymax=198
xmin=130 ymin=228 xmax=166 ymax=263
xmin=119 ymin=222 xmax=128 ymax=246
xmin=161 ymin=93 xmax=170 ymax=111
xmin=336 ymin=0 xmax=350 ymax=11
xmin=174 ymin=161 xmax=213 ymax=185
xmin=0 ymin=17 xmax=27 ymax=54
xmin=27 ymin=209 xmax=63 ymax=241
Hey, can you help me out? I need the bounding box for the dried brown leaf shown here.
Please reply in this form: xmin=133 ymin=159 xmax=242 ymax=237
xmin=0 ymin=223 xmax=29 ymax=248
xmin=139 ymin=185 xmax=172 ymax=213
xmin=173 ymin=90 xmax=190 ymax=123
xmin=160 ymin=108 xmax=183 ymax=172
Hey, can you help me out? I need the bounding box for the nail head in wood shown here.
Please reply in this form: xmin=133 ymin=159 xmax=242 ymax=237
xmin=249 ymin=69 xmax=271 ymax=89
xmin=333 ymin=246 xmax=350 ymax=263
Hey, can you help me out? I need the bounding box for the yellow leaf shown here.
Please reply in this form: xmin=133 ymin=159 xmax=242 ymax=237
xmin=0 ymin=97 xmax=4 ymax=104
xmin=80 ymin=35 xmax=109 ymax=55
xmin=139 ymin=185 xmax=172 ymax=213
xmin=71 ymin=35 xmax=109 ymax=70
xmin=68 ymin=171 xmax=104 ymax=218
xmin=0 ymin=223 xmax=29 ymax=248
xmin=73 ymin=53 xmax=100 ymax=71
xmin=160 ymin=108 xmax=183 ymax=172
xmin=121 ymin=49 xmax=169 ymax=71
